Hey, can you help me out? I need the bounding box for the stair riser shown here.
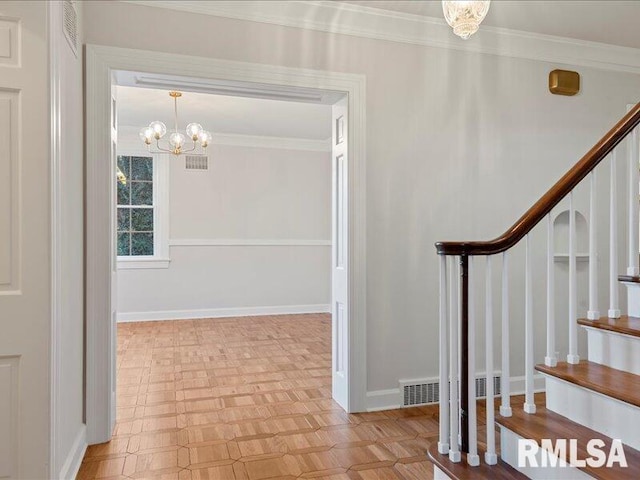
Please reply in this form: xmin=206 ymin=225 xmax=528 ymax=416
xmin=625 ymin=282 xmax=640 ymax=317
xmin=545 ymin=375 xmax=640 ymax=450
xmin=499 ymin=426 xmax=591 ymax=480
xmin=584 ymin=326 xmax=640 ymax=375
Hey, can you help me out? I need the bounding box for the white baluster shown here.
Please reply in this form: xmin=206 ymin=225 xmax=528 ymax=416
xmin=568 ymin=192 xmax=580 ymax=364
xmin=438 ymin=255 xmax=449 ymax=455
xmin=485 ymin=256 xmax=497 ymax=465
xmin=545 ymin=214 xmax=557 ymax=367
xmin=610 ymin=153 xmax=621 ymax=318
xmin=449 ymin=256 xmax=461 ymax=462
xmin=524 ymin=234 xmax=536 ymax=414
xmin=500 ymin=251 xmax=512 ymax=417
xmin=467 ymin=257 xmax=479 ymax=466
xmin=588 ymin=171 xmax=600 ymax=320
xmin=629 ymin=127 xmax=639 ymax=276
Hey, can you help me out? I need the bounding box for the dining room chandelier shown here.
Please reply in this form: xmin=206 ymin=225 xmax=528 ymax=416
xmin=442 ymin=1 xmax=491 ymax=40
xmin=139 ymin=91 xmax=211 ymax=156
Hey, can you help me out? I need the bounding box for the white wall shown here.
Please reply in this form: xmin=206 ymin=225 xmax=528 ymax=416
xmin=52 ymin=0 xmax=87 ymax=477
xmin=116 ymin=133 xmax=332 ymax=319
xmin=84 ymin=1 xmax=640 ymax=403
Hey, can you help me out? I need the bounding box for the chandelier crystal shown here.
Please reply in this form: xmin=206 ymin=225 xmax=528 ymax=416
xmin=442 ymin=1 xmax=491 ymax=40
xmin=139 ymin=91 xmax=211 ymax=156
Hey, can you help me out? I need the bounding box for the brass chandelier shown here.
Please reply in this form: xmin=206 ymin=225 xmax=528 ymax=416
xmin=139 ymin=91 xmax=211 ymax=156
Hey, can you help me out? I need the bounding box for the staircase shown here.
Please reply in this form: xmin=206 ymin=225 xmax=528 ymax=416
xmin=429 ymin=104 xmax=640 ymax=479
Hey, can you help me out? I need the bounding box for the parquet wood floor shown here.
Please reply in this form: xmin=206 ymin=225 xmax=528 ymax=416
xmin=78 ymin=314 xmax=449 ymax=479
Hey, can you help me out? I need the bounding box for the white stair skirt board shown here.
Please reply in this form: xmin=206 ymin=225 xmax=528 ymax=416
xmin=544 ymin=374 xmax=640 ymax=450
xmin=624 ymin=282 xmax=640 ymax=317
xmin=117 ymin=304 xmax=331 ymax=322
xmin=499 ymin=426 xmax=591 ymax=480
xmin=584 ymin=326 xmax=640 ymax=375
xmin=433 ymin=465 xmax=452 ymax=480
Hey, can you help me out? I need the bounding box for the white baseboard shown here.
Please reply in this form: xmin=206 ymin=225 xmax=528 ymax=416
xmin=365 ymin=374 xmax=545 ymax=412
xmin=117 ymin=304 xmax=331 ymax=322
xmin=58 ymin=425 xmax=87 ymax=480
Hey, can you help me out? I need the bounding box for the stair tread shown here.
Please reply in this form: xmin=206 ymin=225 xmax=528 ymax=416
xmin=496 ymin=404 xmax=640 ymax=479
xmin=536 ymin=361 xmax=640 ymax=408
xmin=427 ymin=443 xmax=527 ymax=480
xmin=619 ymin=274 xmax=640 ymax=283
xmin=577 ymin=315 xmax=640 ymax=338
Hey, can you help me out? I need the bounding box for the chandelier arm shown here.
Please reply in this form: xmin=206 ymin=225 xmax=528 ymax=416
xmin=180 ymin=142 xmax=199 ymax=154
xmin=153 ymin=138 xmax=173 ymax=154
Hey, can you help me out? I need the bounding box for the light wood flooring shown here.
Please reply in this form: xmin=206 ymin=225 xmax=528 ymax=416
xmin=78 ymin=313 xmax=449 ymax=479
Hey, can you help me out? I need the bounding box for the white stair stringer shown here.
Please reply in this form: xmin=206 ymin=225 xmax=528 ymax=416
xmin=584 ymin=326 xmax=640 ymax=375
xmin=499 ymin=426 xmax=591 ymax=480
xmin=544 ymin=374 xmax=640 ymax=450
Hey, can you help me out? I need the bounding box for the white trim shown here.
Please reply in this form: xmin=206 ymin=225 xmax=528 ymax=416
xmin=57 ymin=425 xmax=87 ymax=480
xmin=86 ymin=45 xmax=366 ymax=444
xmin=124 ymin=0 xmax=640 ymax=75
xmin=119 ymin=126 xmax=331 ymax=152
xmin=49 ymin=3 xmax=62 ymax=476
xmin=117 ymin=257 xmax=170 ymax=269
xmin=212 ymin=132 xmax=331 ymax=152
xmin=169 ymin=238 xmax=331 ymax=247
xmin=365 ymin=374 xmax=545 ymax=412
xmin=117 ymin=304 xmax=332 ymax=322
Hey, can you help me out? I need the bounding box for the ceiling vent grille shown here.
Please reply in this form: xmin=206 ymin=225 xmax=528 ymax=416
xmin=63 ymin=1 xmax=78 ymax=57
xmin=185 ymin=155 xmax=209 ymax=171
xmin=401 ymin=374 xmax=501 ymax=407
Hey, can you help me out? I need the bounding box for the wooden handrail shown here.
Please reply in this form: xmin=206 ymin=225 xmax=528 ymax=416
xmin=436 ymin=103 xmax=640 ymax=256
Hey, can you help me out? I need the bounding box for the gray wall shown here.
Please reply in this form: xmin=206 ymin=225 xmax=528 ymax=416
xmin=83 ymin=1 xmax=640 ymax=398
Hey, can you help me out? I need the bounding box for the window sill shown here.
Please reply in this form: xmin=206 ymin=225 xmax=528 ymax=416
xmin=117 ymin=257 xmax=171 ymax=269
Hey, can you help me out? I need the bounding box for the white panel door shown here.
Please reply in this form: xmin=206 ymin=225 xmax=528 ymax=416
xmin=0 ymin=2 xmax=50 ymax=479
xmin=332 ymin=97 xmax=349 ymax=410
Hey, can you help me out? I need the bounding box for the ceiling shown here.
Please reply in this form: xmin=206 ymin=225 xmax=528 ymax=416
xmin=116 ymin=85 xmax=332 ymax=140
xmin=341 ymin=1 xmax=640 ymax=49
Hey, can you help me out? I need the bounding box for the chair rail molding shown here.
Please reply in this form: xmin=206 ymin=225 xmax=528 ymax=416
xmin=86 ymin=44 xmax=367 ymax=444
xmin=123 ymin=0 xmax=640 ymax=75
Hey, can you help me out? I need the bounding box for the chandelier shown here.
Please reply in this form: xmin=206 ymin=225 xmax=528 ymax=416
xmin=442 ymin=1 xmax=491 ymax=40
xmin=139 ymin=91 xmax=211 ymax=156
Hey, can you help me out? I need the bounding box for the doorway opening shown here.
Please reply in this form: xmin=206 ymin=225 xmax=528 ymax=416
xmin=85 ymin=46 xmax=366 ymax=445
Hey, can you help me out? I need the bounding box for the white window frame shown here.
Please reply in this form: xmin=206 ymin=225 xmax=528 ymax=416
xmin=116 ymin=140 xmax=170 ymax=269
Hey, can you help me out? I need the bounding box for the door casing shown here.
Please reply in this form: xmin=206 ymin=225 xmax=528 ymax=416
xmin=85 ymin=44 xmax=367 ymax=444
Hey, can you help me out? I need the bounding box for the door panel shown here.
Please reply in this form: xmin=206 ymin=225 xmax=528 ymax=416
xmin=332 ymin=97 xmax=349 ymax=410
xmin=0 ymin=2 xmax=51 ymax=478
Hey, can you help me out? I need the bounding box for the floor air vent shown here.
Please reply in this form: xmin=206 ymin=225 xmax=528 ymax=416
xmin=401 ymin=374 xmax=501 ymax=407
xmin=185 ymin=155 xmax=209 ymax=171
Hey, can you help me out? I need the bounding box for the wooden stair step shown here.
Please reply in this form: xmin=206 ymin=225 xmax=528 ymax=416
xmin=577 ymin=315 xmax=640 ymax=338
xmin=427 ymin=443 xmax=527 ymax=480
xmin=619 ymin=275 xmax=640 ymax=283
xmin=536 ymin=361 xmax=640 ymax=408
xmin=496 ymin=404 xmax=640 ymax=479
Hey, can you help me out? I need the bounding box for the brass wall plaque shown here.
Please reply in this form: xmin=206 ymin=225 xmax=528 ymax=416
xmin=549 ymin=69 xmax=580 ymax=96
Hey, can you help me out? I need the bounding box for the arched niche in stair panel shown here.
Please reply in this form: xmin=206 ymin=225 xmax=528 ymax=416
xmin=553 ymin=209 xmax=589 ymax=262
xmin=553 ymin=208 xmax=591 ymax=325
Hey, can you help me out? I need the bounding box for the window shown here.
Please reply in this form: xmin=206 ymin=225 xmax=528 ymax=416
xmin=117 ymin=155 xmax=154 ymax=256
xmin=116 ymin=153 xmax=169 ymax=269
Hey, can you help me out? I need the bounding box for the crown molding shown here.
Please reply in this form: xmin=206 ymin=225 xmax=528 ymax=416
xmin=118 ymin=126 xmax=331 ymax=152
xmin=123 ymin=0 xmax=640 ymax=75
xmin=212 ymin=132 xmax=331 ymax=152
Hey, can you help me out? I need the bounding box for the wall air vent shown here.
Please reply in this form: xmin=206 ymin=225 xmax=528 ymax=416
xmin=400 ymin=374 xmax=501 ymax=407
xmin=185 ymin=155 xmax=209 ymax=171
xmin=63 ymin=1 xmax=78 ymax=57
